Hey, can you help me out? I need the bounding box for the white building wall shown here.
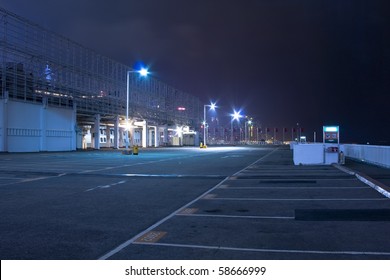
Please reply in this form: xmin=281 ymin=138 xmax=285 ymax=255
xmin=7 ymin=101 xmax=42 ymax=152
xmin=133 ymin=129 xmax=142 ymax=146
xmin=45 ymin=106 xmax=76 ymax=151
xmin=2 ymin=100 xmax=75 ymax=152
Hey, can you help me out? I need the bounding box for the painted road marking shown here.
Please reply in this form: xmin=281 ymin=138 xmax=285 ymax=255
xmin=0 ymin=173 xmax=67 ymax=187
xmin=176 ymin=213 xmax=294 ymax=220
xmin=334 ymin=164 xmax=390 ymax=198
xmin=98 ymin=148 xmax=280 ymax=260
xmin=112 ymin=173 xmax=224 ymax=179
xmin=79 ymin=151 xmax=223 ymax=175
xmin=221 ymin=155 xmax=243 ymax=158
xmin=135 ymin=231 xmax=167 ymax=243
xmin=221 ymin=186 xmax=370 ymax=189
xmin=85 ymin=180 xmax=126 ymax=192
xmin=208 ymin=197 xmax=389 ymax=201
xmin=178 ymin=208 xmax=199 ymax=215
xmin=135 ymin=242 xmax=390 ymax=257
xmin=355 ymin=173 xmax=390 ymax=199
xmin=202 ymin=194 xmax=217 ymax=199
xmin=0 ymin=176 xmax=30 ymax=180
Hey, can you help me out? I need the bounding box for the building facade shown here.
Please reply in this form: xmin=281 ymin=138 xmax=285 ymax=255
xmin=0 ymin=7 xmax=201 ymax=152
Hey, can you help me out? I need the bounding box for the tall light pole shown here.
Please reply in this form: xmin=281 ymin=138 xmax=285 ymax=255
xmin=230 ymin=109 xmax=242 ymax=143
xmin=125 ymin=67 xmax=149 ymax=151
xmin=203 ymin=102 xmax=217 ymax=146
xmin=245 ymin=119 xmax=252 ymax=142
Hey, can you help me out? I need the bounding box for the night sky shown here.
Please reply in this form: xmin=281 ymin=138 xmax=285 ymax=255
xmin=2 ymin=0 xmax=389 ymax=144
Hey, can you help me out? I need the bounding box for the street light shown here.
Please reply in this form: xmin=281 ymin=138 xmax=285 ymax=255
xmin=230 ymin=109 xmax=242 ymax=143
xmin=203 ymin=101 xmax=217 ymax=146
xmin=125 ymin=67 xmax=149 ymax=151
xmin=245 ymin=119 xmax=252 ymax=142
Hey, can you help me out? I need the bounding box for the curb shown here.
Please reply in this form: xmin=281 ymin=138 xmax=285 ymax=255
xmin=333 ymin=164 xmax=390 ymax=199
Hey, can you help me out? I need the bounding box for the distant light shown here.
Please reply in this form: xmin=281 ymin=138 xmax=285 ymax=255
xmin=231 ymin=110 xmax=242 ymax=121
xmin=175 ymin=126 xmax=183 ymax=136
xmin=138 ymin=68 xmax=149 ymax=77
xmin=210 ymin=102 xmax=217 ymax=110
xmin=44 ymin=64 xmax=52 ymax=81
xmin=324 ymin=126 xmax=338 ymax=132
xmin=177 ymin=107 xmax=186 ymax=111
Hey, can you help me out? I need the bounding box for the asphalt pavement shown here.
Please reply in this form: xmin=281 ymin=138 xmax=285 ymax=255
xmin=0 ymin=146 xmax=389 ymax=260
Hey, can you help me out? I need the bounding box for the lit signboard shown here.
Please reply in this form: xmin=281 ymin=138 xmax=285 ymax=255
xmin=324 ymin=126 xmax=338 ymax=132
xmin=323 ymin=126 xmax=339 ymax=144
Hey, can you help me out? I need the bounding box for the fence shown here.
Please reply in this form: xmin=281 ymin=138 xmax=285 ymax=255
xmin=342 ymin=144 xmax=390 ymax=168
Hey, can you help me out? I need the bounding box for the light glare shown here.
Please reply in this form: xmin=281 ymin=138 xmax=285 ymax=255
xmin=324 ymin=126 xmax=338 ymax=132
xmin=231 ymin=110 xmax=242 ymax=121
xmin=175 ymin=126 xmax=183 ymax=136
xmin=138 ymin=68 xmax=149 ymax=77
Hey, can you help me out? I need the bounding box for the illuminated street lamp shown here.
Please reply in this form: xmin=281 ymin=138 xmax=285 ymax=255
xmin=126 ymin=67 xmax=149 ymax=151
xmin=203 ymin=101 xmax=217 ymax=146
xmin=245 ymin=118 xmax=253 ymax=142
xmin=230 ymin=109 xmax=242 ymax=143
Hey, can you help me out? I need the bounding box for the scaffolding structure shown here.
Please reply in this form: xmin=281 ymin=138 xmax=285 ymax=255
xmin=0 ymin=7 xmax=201 ymax=127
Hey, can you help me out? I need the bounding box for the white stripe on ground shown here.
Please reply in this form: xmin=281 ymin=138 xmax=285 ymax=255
xmin=176 ymin=213 xmax=294 ymax=219
xmin=220 ymin=186 xmax=369 ymax=189
xmin=133 ymin=242 xmax=390 ymax=256
xmin=98 ymin=148 xmax=280 ymax=260
xmin=333 ymin=164 xmax=390 ymax=199
xmin=209 ymin=198 xmax=388 ymax=201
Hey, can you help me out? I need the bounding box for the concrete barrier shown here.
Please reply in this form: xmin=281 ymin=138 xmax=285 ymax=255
xmin=342 ymin=144 xmax=390 ymax=168
xmin=293 ymin=143 xmax=324 ymax=165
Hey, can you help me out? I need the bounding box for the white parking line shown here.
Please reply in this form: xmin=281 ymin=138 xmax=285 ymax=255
xmin=221 ymin=186 xmax=370 ymax=189
xmin=0 ymin=177 xmax=32 ymax=180
xmin=176 ymin=213 xmax=294 ymax=219
xmin=85 ymin=180 xmax=126 ymax=192
xmin=134 ymin=241 xmax=390 ymax=256
xmin=209 ymin=197 xmax=388 ymax=201
xmin=0 ymin=173 xmax=67 ymax=186
xmin=80 ymin=152 xmax=216 ymax=174
xmin=334 ymin=164 xmax=390 ymax=199
xmin=98 ymin=148 xmax=280 ymax=260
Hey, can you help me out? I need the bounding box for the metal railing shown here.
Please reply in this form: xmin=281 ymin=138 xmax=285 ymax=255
xmin=342 ymin=144 xmax=390 ymax=168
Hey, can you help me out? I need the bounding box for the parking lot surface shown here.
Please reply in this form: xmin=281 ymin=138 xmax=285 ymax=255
xmin=0 ymin=146 xmax=389 ymax=259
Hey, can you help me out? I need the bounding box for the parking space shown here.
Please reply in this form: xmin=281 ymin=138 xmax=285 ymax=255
xmin=105 ymin=149 xmax=390 ymax=260
xmin=0 ymin=147 xmax=270 ymax=259
xmin=1 ymin=146 xmax=390 ymax=260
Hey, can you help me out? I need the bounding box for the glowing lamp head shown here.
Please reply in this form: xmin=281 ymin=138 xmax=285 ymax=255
xmin=138 ymin=68 xmax=149 ymax=77
xmin=175 ymin=126 xmax=183 ymax=136
xmin=231 ymin=110 xmax=242 ymax=121
xmin=210 ymin=102 xmax=217 ymax=110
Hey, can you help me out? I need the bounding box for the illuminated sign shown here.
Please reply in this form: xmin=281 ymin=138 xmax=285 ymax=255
xmin=324 ymin=126 xmax=339 ymax=132
xmin=323 ymin=126 xmax=339 ymax=144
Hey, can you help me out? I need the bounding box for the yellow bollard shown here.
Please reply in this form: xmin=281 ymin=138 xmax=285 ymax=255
xmin=200 ymin=142 xmax=203 ymax=148
xmin=133 ymin=145 xmax=139 ymax=155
